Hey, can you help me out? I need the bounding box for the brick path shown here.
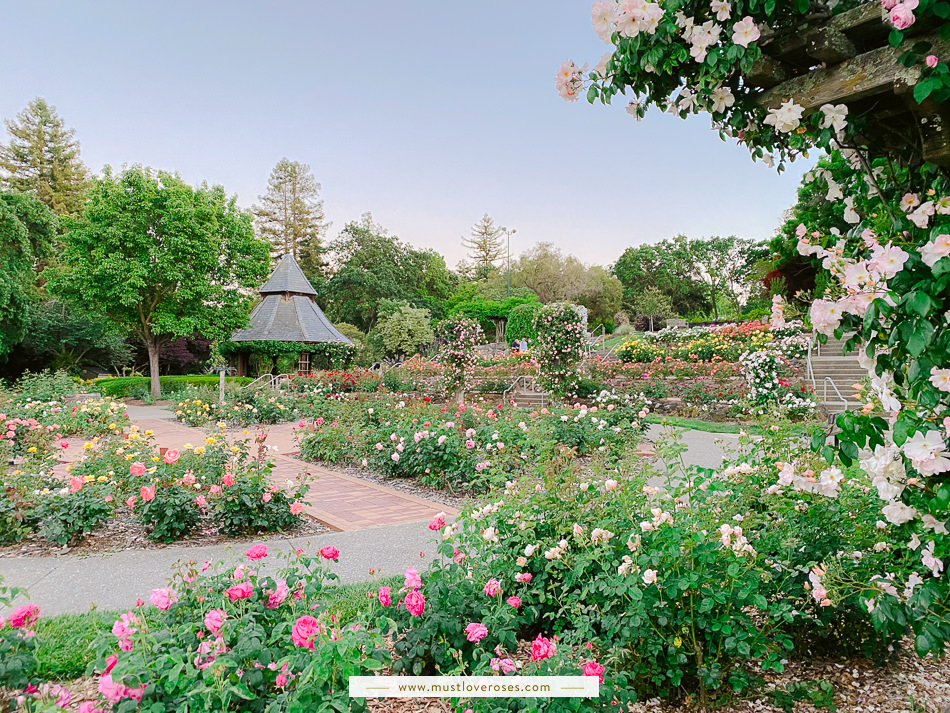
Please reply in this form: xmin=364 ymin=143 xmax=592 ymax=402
xmin=131 ymin=419 xmax=456 ymax=532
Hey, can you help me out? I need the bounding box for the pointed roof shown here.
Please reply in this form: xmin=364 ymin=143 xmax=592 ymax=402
xmin=259 ymin=253 xmax=317 ymax=296
xmin=230 ymin=254 xmax=351 ymax=345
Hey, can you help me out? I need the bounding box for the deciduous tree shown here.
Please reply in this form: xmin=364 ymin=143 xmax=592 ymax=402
xmin=50 ymin=166 xmax=270 ymax=397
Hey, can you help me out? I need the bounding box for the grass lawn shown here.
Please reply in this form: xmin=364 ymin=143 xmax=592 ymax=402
xmin=32 ymin=575 xmax=402 ymax=681
xmin=644 ymin=414 xmax=818 ymax=436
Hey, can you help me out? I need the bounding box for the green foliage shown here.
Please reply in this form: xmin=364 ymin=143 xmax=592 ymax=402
xmin=49 ymin=165 xmax=271 ymax=396
xmin=253 ymin=158 xmax=327 ymax=264
xmin=214 ymin=471 xmax=306 ymax=537
xmin=136 ymin=484 xmax=202 ymax=543
xmin=0 ymin=189 xmax=58 ymax=359
xmin=505 ymin=302 xmax=542 ymax=342
xmin=0 ymin=575 xmax=38 ymax=691
xmin=35 ymin=483 xmax=114 ymax=545
xmin=92 ymin=375 xmax=252 ymax=398
xmin=449 ymin=294 xmax=537 ymax=341
xmin=12 ymin=369 xmax=78 ymax=402
xmin=613 ymin=236 xmax=711 ymax=318
xmin=631 ymin=285 xmax=675 ymax=331
xmin=376 ymin=304 xmax=434 ymax=357
xmin=34 ymin=610 xmax=118 ymax=681
xmin=322 ymin=213 xmax=456 ymax=331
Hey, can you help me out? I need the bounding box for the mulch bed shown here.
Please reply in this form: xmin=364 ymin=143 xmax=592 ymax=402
xmin=0 ymin=513 xmax=330 ymax=558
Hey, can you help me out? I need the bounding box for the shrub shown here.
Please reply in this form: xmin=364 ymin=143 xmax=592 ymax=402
xmin=93 ymin=375 xmax=253 ymax=398
xmin=532 ymin=303 xmax=586 ymax=396
xmin=377 ymin=304 xmax=434 ymax=358
xmin=35 ymin=483 xmax=114 ymax=546
xmin=436 ymin=316 xmax=484 ymax=397
xmin=136 ymin=484 xmax=202 ymax=543
xmin=505 ymin=302 xmax=541 ymax=343
xmin=11 ymin=370 xmax=78 ymax=403
xmin=214 ymin=470 xmax=307 ymax=537
xmin=0 ymin=576 xmax=39 ymax=691
xmin=85 ymin=548 xmax=388 ymax=712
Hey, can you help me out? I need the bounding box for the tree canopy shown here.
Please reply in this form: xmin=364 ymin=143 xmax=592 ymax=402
xmin=50 ymin=166 xmax=271 ymax=396
xmin=0 ymin=189 xmax=58 ymax=359
xmin=0 ymin=98 xmax=89 ymax=215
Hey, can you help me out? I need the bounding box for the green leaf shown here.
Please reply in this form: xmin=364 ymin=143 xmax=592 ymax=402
xmin=904 ymin=291 xmax=932 ymax=316
xmin=890 ymin=29 xmax=905 ymax=47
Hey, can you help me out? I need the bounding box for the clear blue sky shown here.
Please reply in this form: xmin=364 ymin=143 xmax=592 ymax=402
xmin=1 ymin=0 xmax=810 ymax=268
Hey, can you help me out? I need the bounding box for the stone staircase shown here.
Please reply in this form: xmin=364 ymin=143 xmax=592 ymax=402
xmin=808 ymin=336 xmax=865 ymax=415
xmin=503 ymin=376 xmax=550 ymax=409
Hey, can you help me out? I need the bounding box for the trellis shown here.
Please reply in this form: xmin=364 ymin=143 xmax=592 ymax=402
xmin=751 ymin=2 xmax=950 ymax=166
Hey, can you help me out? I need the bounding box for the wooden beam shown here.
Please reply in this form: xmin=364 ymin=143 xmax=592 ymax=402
xmin=804 ymin=27 xmax=857 ymax=64
xmin=756 ymin=31 xmax=950 ymax=111
xmin=747 ymin=55 xmax=787 ymax=88
xmin=828 ymin=2 xmax=884 ymax=33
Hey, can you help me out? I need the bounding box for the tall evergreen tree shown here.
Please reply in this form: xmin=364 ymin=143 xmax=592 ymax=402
xmin=253 ymin=158 xmax=328 ymax=268
xmin=462 ymin=214 xmax=504 ymax=274
xmin=0 ymin=98 xmax=89 ymax=215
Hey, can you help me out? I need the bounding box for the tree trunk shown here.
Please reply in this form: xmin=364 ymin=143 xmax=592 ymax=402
xmin=146 ymin=338 xmax=161 ymax=398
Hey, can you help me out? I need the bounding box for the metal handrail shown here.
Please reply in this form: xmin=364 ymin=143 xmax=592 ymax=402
xmin=821 ymin=376 xmax=850 ymax=412
xmin=242 ymin=373 xmax=291 ymax=392
xmin=806 ymin=332 xmax=817 ymax=388
xmin=502 ymin=375 xmax=547 ymax=408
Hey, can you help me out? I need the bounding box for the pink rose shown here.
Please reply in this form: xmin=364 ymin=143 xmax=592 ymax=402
xmin=320 ymin=546 xmax=340 ymax=560
xmin=98 ymin=674 xmax=145 ymax=703
xmin=404 ymin=566 xmax=422 ymax=589
xmin=890 ymin=1 xmax=917 ymax=29
xmin=204 ymin=608 xmax=226 ymax=635
xmin=404 ymin=589 xmax=426 ymax=616
xmin=428 ymin=512 xmax=446 ymax=531
xmin=140 ymin=485 xmax=155 ymax=502
xmin=78 ymin=702 xmax=104 ymax=713
xmin=465 ymin=622 xmax=488 ymax=642
xmin=506 ymin=596 xmax=521 ymax=608
xmin=7 ymin=603 xmax=40 ymax=628
xmin=129 ymin=461 xmax=146 ymax=477
xmin=267 ymin=579 xmax=289 ymax=608
xmin=483 ymin=578 xmax=502 ymax=597
xmin=275 ymin=673 xmax=287 ymax=687
xmin=530 ymin=634 xmax=556 ymax=661
xmin=290 ymin=502 xmax=304 ymax=515
xmin=491 ymin=657 xmax=517 ymax=673
xmin=582 ymin=660 xmax=605 ymax=683
xmin=222 ymin=472 xmax=234 ymax=487
xmin=378 ymin=586 xmax=392 ymax=606
xmin=291 ymin=615 xmax=322 ymax=648
xmin=195 ymin=495 xmax=207 ymax=508
xmin=246 ymin=544 xmax=268 ymax=560
xmin=927 ymin=54 xmax=939 ymax=68
xmin=149 ymin=587 xmax=178 ymax=610
xmin=69 ymin=476 xmax=83 ymax=493
xmin=126 ymin=496 xmax=136 ymax=509
xmin=262 ymin=492 xmax=272 ymax=503
xmin=163 ymin=449 xmax=180 ymax=465
xmin=226 ymin=581 xmax=254 ymax=601
xmin=515 ymin=572 xmax=532 ymax=583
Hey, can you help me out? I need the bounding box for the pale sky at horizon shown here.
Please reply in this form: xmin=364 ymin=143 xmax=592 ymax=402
xmin=1 ymin=1 xmax=812 ymax=269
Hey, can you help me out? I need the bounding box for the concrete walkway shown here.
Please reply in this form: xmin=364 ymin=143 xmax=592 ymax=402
xmin=0 ymin=520 xmax=442 ymax=616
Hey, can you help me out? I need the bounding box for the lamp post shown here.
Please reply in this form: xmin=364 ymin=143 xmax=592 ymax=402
xmin=502 ymin=226 xmax=516 ymax=299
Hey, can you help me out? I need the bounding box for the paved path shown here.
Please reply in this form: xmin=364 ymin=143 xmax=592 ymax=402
xmin=135 ymin=418 xmax=455 ymax=532
xmin=0 ymin=520 xmax=442 ymax=616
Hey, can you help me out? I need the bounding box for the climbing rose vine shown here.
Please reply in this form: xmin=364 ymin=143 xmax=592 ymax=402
xmin=532 ymin=304 xmax=586 ymax=396
xmin=437 ymin=317 xmax=485 ymax=398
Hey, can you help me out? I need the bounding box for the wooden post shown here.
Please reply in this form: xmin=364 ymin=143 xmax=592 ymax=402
xmin=219 ymin=368 xmax=225 ymax=404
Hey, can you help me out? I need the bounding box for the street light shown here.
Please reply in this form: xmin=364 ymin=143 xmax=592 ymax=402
xmin=501 ymin=226 xmax=516 ymax=299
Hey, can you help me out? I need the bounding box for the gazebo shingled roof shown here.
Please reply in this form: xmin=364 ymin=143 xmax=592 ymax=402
xmin=230 ymin=254 xmax=351 ymax=345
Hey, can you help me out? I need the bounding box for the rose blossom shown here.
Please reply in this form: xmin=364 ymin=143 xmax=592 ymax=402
xmin=404 ymin=589 xmax=426 ymax=616
xmin=226 ymin=581 xmax=254 ymax=601
xmin=320 ymin=545 xmax=340 ymax=560
xmin=404 ymin=566 xmax=422 ymax=589
xmin=507 ymin=596 xmax=522 ymax=608
xmin=150 ymin=587 xmax=178 ymax=610
xmin=291 ymin=615 xmax=322 ymax=649
xmin=582 ymin=661 xmax=606 ymax=683
xmin=465 ymin=622 xmax=489 ymax=642
xmin=246 ymin=544 xmax=268 ymax=560
xmin=491 ymin=657 xmax=517 ymax=673
xmin=204 ymin=608 xmax=226 ymax=635
xmin=267 ymin=580 xmax=289 ymax=608
xmin=378 ymin=586 xmax=392 ymax=606
xmin=927 ymin=54 xmax=939 ymax=68
xmin=7 ymin=603 xmax=40 ymax=628
xmin=140 ymin=485 xmax=155 ymax=502
xmin=290 ymin=502 xmax=304 ymax=515
xmin=483 ymin=578 xmax=503 ymax=596
xmin=163 ymin=449 xmax=180 ymax=465
xmin=530 ymin=634 xmax=556 ymax=661
xmin=428 ymin=512 xmax=447 ymax=531
xmin=515 ymin=572 xmax=533 ymax=583
xmin=129 ymin=461 xmax=146 ymax=477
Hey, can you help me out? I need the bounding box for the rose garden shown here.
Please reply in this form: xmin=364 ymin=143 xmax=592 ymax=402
xmin=2 ymin=0 xmax=950 ymax=711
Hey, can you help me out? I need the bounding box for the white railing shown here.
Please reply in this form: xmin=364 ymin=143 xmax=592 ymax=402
xmin=502 ymin=375 xmax=547 ymax=408
xmin=242 ymin=373 xmax=291 ymax=392
xmin=586 ymin=324 xmax=607 ymax=355
xmin=820 ymin=376 xmax=850 ymax=413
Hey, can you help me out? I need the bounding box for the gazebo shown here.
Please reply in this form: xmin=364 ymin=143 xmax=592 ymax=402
xmin=228 ymin=254 xmax=352 ymax=376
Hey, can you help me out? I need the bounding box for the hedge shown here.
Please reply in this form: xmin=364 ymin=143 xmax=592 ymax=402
xmin=92 ymin=376 xmax=254 ymax=398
